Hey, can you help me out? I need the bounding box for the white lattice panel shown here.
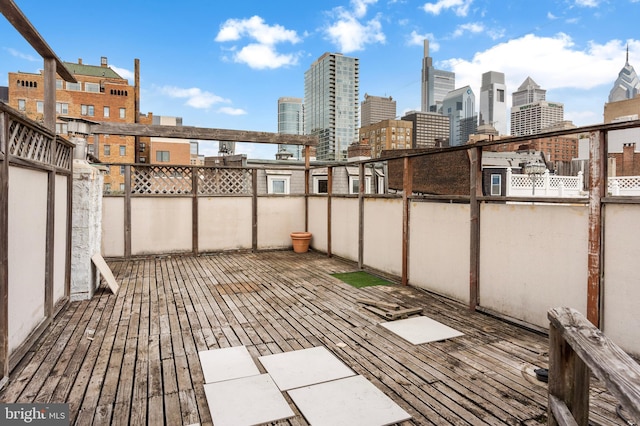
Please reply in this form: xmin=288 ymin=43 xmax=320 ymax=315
xmin=132 ymin=166 xmax=193 ymax=194
xmin=8 ymin=118 xmax=52 ymax=164
xmin=198 ymin=168 xmax=251 ymax=194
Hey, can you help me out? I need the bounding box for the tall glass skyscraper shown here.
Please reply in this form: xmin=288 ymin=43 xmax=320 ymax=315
xmin=479 ymin=71 xmax=507 ymax=135
xmin=442 ymin=86 xmax=477 ymax=146
xmin=421 ymin=40 xmax=455 ymax=113
xmin=304 ymin=52 xmax=359 ymax=161
xmin=277 ymin=97 xmax=304 ymax=160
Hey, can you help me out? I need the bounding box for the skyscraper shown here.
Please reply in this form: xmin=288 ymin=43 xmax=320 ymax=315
xmin=442 ymin=86 xmax=477 ymax=146
xmin=608 ymin=46 xmax=640 ymax=103
xmin=277 ymin=97 xmax=304 ymax=160
xmin=479 ymin=71 xmax=507 ymax=135
xmin=361 ymin=94 xmax=396 ymax=127
xmin=421 ymin=40 xmax=455 ymax=113
xmin=510 ymin=77 xmax=563 ymax=136
xmin=304 ymin=52 xmax=359 ymax=161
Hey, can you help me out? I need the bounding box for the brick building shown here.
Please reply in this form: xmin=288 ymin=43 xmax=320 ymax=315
xmin=359 ymin=119 xmax=413 ymax=158
xmin=8 ymin=57 xmax=135 ymax=191
xmin=609 ymin=143 xmax=640 ymax=176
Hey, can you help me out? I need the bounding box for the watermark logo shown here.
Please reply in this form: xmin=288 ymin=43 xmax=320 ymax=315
xmin=1 ymin=404 xmax=68 ymax=425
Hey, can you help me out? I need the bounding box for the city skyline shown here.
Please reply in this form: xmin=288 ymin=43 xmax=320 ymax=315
xmin=1 ymin=0 xmax=639 ymax=159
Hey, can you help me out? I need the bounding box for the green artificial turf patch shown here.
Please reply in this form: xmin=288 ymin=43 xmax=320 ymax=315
xmin=330 ymin=271 xmax=393 ymax=288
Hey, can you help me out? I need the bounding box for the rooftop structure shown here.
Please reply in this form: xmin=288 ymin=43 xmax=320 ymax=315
xmin=479 ymin=71 xmax=507 ymax=135
xmin=609 ymin=46 xmax=640 ymax=103
xmin=277 ymin=97 xmax=304 ymax=160
xmin=361 ymin=94 xmax=396 ymax=127
xmin=442 ymin=86 xmax=477 ymax=146
xmin=421 ymin=40 xmax=455 ymax=113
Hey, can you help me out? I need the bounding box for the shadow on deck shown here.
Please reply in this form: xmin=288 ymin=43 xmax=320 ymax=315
xmin=0 ymin=251 xmax=627 ymax=425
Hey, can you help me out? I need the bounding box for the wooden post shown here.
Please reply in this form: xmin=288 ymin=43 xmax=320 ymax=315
xmin=43 ymin=57 xmax=56 ymax=132
xmin=402 ymin=156 xmax=412 ymax=286
xmin=587 ymin=130 xmax=606 ymax=327
xmin=358 ymin=162 xmax=365 ymax=269
xmin=0 ymin=111 xmax=9 ymax=382
xmin=327 ymin=166 xmax=333 ymax=257
xmin=192 ymin=166 xmax=199 ymax=256
xmin=252 ymin=168 xmax=258 ymax=252
xmin=124 ymin=165 xmax=132 ymax=258
xmin=469 ymin=147 xmax=482 ymax=310
xmin=305 ymin=145 xmax=310 ymax=232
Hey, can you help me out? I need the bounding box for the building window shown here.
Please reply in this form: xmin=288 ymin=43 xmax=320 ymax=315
xmin=104 ymin=106 xmax=110 ymax=118
xmin=18 ymin=99 xmax=25 ymax=111
xmin=156 ymin=151 xmax=170 ymax=162
xmin=66 ymin=81 xmax=81 ymax=91
xmin=85 ymin=82 xmax=100 ymax=92
xmin=104 ymin=145 xmax=111 ymax=156
xmin=104 ymin=183 xmax=111 ymax=193
xmin=36 ymin=101 xmax=43 ymax=113
xmin=266 ymin=172 xmax=291 ymax=194
xmin=81 ymin=104 xmax=95 ymax=116
xmin=119 ymin=108 xmax=126 ymax=119
xmin=56 ymin=102 xmax=69 ymax=114
xmin=120 ymin=165 xmax=126 ymax=175
xmin=119 ymin=145 xmax=126 ymax=156
xmin=490 ymin=174 xmax=501 ymax=196
xmin=56 ymin=79 xmax=63 ymax=89
xmin=497 ymin=89 xmax=505 ymax=102
xmin=55 ymin=122 xmax=68 ymax=135
xmin=120 ymin=183 xmax=126 ymax=192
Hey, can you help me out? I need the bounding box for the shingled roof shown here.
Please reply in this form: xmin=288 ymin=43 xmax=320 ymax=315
xmin=62 ymin=61 xmax=123 ymax=79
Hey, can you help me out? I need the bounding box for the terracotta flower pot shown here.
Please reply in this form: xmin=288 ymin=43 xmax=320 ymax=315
xmin=290 ymin=232 xmax=312 ymax=253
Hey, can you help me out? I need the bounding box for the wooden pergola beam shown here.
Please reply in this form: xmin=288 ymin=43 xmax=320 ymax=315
xmin=0 ymin=0 xmax=75 ymax=83
xmin=88 ymin=122 xmax=317 ymax=146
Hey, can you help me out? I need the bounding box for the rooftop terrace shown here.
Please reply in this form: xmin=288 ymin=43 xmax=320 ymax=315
xmin=0 ymin=252 xmax=629 ymax=425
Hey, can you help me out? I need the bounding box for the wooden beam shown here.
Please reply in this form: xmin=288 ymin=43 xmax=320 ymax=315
xmin=327 ymin=166 xmax=333 ymax=257
xmin=88 ymin=122 xmax=317 ymax=146
xmin=43 ymin=57 xmax=56 ymax=132
xmin=358 ymin=163 xmax=365 ymax=269
xmin=252 ymin=169 xmax=258 ymax=252
xmin=587 ymin=131 xmax=605 ymax=327
xmin=124 ymin=165 xmax=131 ymax=258
xmin=0 ymin=111 xmax=9 ymax=381
xmin=192 ymin=168 xmax=198 ymax=256
xmin=469 ymin=147 xmax=482 ymax=310
xmin=402 ymin=156 xmax=412 ymax=286
xmin=0 ymin=0 xmax=75 ymax=82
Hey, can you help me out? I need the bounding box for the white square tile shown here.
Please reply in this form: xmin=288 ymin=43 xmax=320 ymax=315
xmin=203 ymin=374 xmax=295 ymax=426
xmin=198 ymin=346 xmax=260 ymax=384
xmin=258 ymin=346 xmax=355 ymax=391
xmin=288 ymin=375 xmax=411 ymax=426
xmin=379 ymin=315 xmax=463 ymax=345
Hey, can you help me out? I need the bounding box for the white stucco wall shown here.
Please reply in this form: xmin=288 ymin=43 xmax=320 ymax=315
xmin=603 ymin=203 xmax=640 ymax=356
xmin=363 ymin=198 xmax=403 ymax=276
xmin=8 ymin=167 xmax=47 ymax=353
xmin=131 ymin=197 xmax=192 ymax=255
xmin=199 ymin=197 xmax=253 ymax=251
xmin=479 ymin=203 xmax=589 ymax=328
xmin=54 ymin=174 xmax=68 ymax=304
xmin=331 ymin=198 xmax=359 ymax=262
xmin=101 ymin=197 xmax=125 ymax=257
xmin=257 ymin=197 xmax=305 ymax=249
xmin=307 ymin=197 xmax=328 ymax=252
xmin=409 ymin=202 xmax=471 ymax=304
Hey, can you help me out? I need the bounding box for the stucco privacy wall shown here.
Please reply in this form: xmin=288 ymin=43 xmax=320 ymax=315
xmin=8 ymin=167 xmax=47 ymax=353
xmin=363 ymin=198 xmax=403 ymax=276
xmin=199 ymin=197 xmax=252 ymax=251
xmin=307 ymin=197 xmax=328 ymax=252
xmin=131 ymin=198 xmax=192 ymax=255
xmin=479 ymin=203 xmax=589 ymax=328
xmin=257 ymin=197 xmax=305 ymax=250
xmin=54 ymin=174 xmax=68 ymax=303
xmin=409 ymin=202 xmax=471 ymax=304
xmin=603 ymin=204 xmax=640 ymax=356
xmin=331 ymin=198 xmax=359 ymax=262
xmin=101 ymin=197 xmax=125 ymax=257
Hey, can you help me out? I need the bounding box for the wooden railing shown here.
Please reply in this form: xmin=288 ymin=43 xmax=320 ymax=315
xmin=547 ymin=307 xmax=640 ymax=425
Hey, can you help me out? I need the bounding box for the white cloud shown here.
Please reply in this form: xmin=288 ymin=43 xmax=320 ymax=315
xmin=575 ymin=0 xmax=599 ymax=7
xmin=4 ymin=47 xmax=38 ymax=62
xmin=215 ymin=16 xmax=301 ymax=69
xmin=159 ymin=86 xmax=230 ymax=109
xmin=408 ymin=31 xmax=440 ymax=51
xmin=324 ymin=3 xmax=385 ymax=53
xmin=422 ymin=0 xmax=474 ymax=17
xmin=218 ymin=106 xmax=247 ymax=115
xmin=452 ymin=22 xmax=484 ymax=38
xmin=110 ymin=65 xmax=134 ymax=82
xmin=547 ymin=12 xmax=558 ymax=20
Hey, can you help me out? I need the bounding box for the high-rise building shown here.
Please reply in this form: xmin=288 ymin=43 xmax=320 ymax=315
xmin=421 ymin=40 xmax=455 ymax=113
xmin=608 ymin=46 xmax=640 ymax=103
xmin=277 ymin=97 xmax=304 ymax=160
xmin=510 ymin=77 xmax=564 ymax=136
xmin=304 ymin=52 xmax=359 ymax=161
xmin=359 ymin=119 xmax=412 ymax=158
xmin=8 ymin=57 xmax=135 ymax=192
xmin=442 ymin=86 xmax=477 ymax=146
xmin=479 ymin=71 xmax=507 ymax=135
xmin=401 ymin=110 xmax=450 ymax=148
xmin=361 ymin=94 xmax=396 ymax=126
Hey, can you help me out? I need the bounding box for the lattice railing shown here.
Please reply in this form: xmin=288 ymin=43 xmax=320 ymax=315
xmin=609 ymin=176 xmax=640 ymax=190
xmin=198 ymin=168 xmax=252 ymax=195
xmin=8 ymin=116 xmax=52 ymax=165
xmin=55 ymin=139 xmax=73 ymax=170
xmin=132 ymin=165 xmax=193 ymax=194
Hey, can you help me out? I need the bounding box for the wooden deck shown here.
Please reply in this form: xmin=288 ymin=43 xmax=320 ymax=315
xmin=0 ymin=251 xmax=628 ymax=425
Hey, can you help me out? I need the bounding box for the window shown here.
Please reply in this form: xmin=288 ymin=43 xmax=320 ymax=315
xmin=103 ymin=106 xmax=110 ymax=118
xmin=156 ymin=151 xmax=170 ymax=162
xmin=81 ymin=104 xmax=95 ymax=116
xmin=66 ymin=81 xmax=81 ymax=91
xmin=56 ymin=80 xmax=63 ymax=90
xmin=55 ymin=122 xmax=68 ymax=135
xmin=18 ymin=99 xmax=25 ymax=111
xmin=85 ymin=82 xmax=100 ymax=92
xmin=56 ymin=102 xmax=69 ymax=114
xmin=119 ymin=108 xmax=126 ymax=119
xmin=104 ymin=145 xmax=111 ymax=156
xmin=119 ymin=145 xmax=126 ymax=156
xmin=313 ymin=177 xmax=328 ymax=194
xmin=271 ymin=179 xmax=286 ymax=194
xmin=490 ymin=174 xmax=501 ymax=196
xmin=120 ymin=165 xmax=126 ymax=175
xmin=497 ymin=89 xmax=505 ymax=102
xmin=104 ymin=183 xmax=111 ymax=193
xmin=120 ymin=183 xmax=125 ymax=192
xmin=266 ymin=171 xmax=291 ymax=194
xmin=36 ymin=101 xmax=43 ymax=113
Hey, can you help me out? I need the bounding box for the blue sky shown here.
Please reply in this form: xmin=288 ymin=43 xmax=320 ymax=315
xmin=1 ymin=0 xmax=639 ymax=159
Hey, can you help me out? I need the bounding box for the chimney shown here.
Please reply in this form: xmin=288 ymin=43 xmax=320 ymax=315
xmin=78 ymin=58 xmax=82 ymax=64
xmin=101 ymin=57 xmax=108 ymax=67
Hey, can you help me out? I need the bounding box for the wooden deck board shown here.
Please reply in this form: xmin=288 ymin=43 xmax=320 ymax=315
xmin=0 ymin=251 xmax=629 ymax=425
